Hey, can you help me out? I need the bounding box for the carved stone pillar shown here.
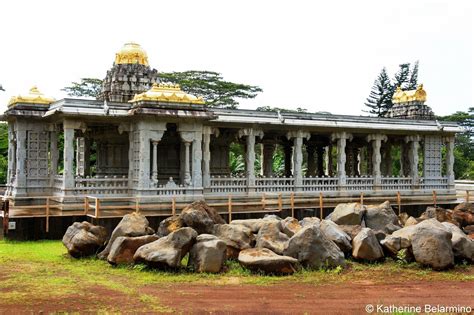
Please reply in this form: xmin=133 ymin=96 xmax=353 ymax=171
xmin=239 ymin=128 xmax=264 ymax=188
xmin=192 ymin=133 xmax=203 ymax=188
xmin=444 ymin=136 xmax=455 ymax=187
xmin=263 ymin=142 xmax=275 ymax=177
xmin=405 ymin=135 xmax=420 ymax=186
xmin=183 ymin=141 xmax=191 ymax=186
xmin=7 ymin=124 xmax=15 ymax=187
xmin=137 ymin=121 xmax=166 ymax=191
xmin=202 ymin=127 xmax=213 ymax=188
xmin=15 ymin=122 xmax=27 ymax=194
xmin=367 ymin=134 xmax=387 ymax=187
xmin=50 ymin=129 xmax=58 ymax=176
xmin=331 ymin=132 xmax=353 ymax=186
xmin=306 ymin=145 xmax=316 ymax=177
xmin=287 ymin=131 xmax=310 ymax=188
xmin=151 ymin=140 xmax=159 ymax=182
xmin=63 ymin=126 xmax=75 ymax=190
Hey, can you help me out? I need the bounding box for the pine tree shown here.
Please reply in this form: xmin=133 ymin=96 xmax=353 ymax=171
xmin=407 ymin=61 xmax=419 ymax=90
xmin=392 ymin=63 xmax=411 ymax=91
xmin=364 ymin=68 xmax=392 ymax=116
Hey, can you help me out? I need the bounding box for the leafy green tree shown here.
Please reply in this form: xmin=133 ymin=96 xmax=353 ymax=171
xmin=256 ymin=106 xmax=307 ymax=113
xmin=364 ymin=68 xmax=393 ymax=116
xmin=62 ymin=78 xmax=103 ymax=98
xmin=438 ymin=108 xmax=474 ymax=179
xmin=160 ymin=71 xmax=262 ymax=109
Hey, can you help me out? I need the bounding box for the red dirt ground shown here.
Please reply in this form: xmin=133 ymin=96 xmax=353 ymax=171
xmin=1 ymin=280 xmax=473 ymax=314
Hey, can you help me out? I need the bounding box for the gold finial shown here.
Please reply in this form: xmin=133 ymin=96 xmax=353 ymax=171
xmin=114 ymin=42 xmax=149 ymax=66
xmin=130 ymin=82 xmax=204 ymax=105
xmin=392 ymin=84 xmax=426 ymax=104
xmin=8 ymin=86 xmax=55 ymax=107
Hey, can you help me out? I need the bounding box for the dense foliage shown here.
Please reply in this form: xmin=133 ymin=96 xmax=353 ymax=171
xmin=61 ymin=78 xmax=103 ymax=98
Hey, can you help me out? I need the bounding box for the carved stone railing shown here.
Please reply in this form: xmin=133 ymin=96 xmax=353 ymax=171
xmin=210 ymin=176 xmax=247 ymax=193
xmin=301 ymin=177 xmax=339 ymax=192
xmin=152 ymin=177 xmax=186 ymax=195
xmin=74 ymin=175 xmax=129 ymax=195
xmin=53 ymin=175 xmax=64 ymax=192
xmin=345 ymin=176 xmax=374 ymax=191
xmin=255 ymin=177 xmax=295 ymax=192
xmin=380 ymin=176 xmax=412 ymax=190
xmin=420 ymin=177 xmax=449 ymax=190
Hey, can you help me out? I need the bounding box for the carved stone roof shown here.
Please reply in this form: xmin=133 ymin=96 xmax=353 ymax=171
xmin=8 ymin=86 xmax=55 ymax=108
xmin=129 ymin=83 xmax=204 ymax=105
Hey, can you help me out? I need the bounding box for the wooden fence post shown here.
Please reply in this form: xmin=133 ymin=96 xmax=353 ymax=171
xmin=228 ymin=195 xmax=232 ymax=223
xmin=172 ymin=197 xmax=176 ymax=216
xmin=45 ymin=197 xmax=50 ymax=233
xmin=135 ymin=197 xmax=140 ymax=213
xmin=432 ymin=190 xmax=437 ymax=207
xmin=290 ymin=192 xmax=295 ymax=218
xmin=397 ymin=191 xmax=401 ymax=215
xmin=261 ymin=193 xmax=266 ymax=211
xmin=319 ymin=192 xmax=323 ymax=219
xmin=360 ymin=192 xmax=364 ymax=207
xmin=95 ymin=198 xmax=100 ymax=218
xmin=84 ymin=197 xmax=89 ymax=215
xmin=467 ymin=190 xmax=470 ymax=203
xmin=278 ymin=193 xmax=283 ymax=212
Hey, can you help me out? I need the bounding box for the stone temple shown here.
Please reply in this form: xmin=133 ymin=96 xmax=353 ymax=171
xmin=1 ymin=43 xmax=461 ymax=239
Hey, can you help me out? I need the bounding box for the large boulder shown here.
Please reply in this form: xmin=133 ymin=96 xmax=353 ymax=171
xmin=320 ymin=220 xmax=352 ymax=253
xmin=452 ymin=209 xmax=474 ymax=227
xmin=212 ymin=224 xmax=255 ymax=259
xmin=62 ymin=221 xmax=107 ymax=258
xmin=284 ymin=225 xmax=345 ymax=269
xmin=441 ymin=222 xmax=474 ymax=262
xmin=454 ymin=202 xmax=474 ymax=213
xmin=392 ymin=218 xmax=446 ymax=246
xmin=299 ymin=217 xmax=321 ymax=228
xmin=256 ymin=221 xmax=289 ymax=255
xmin=107 ymin=235 xmax=159 ymax=265
xmin=352 ymin=228 xmax=384 ymax=261
xmin=157 ymin=216 xmax=184 ymax=237
xmin=405 ymin=216 xmax=419 ymax=227
xmin=238 ymin=248 xmax=299 ymax=275
xmin=188 ymin=234 xmax=227 ymax=273
xmin=134 ymin=227 xmax=197 ymax=269
xmin=230 ymin=219 xmax=266 ymax=233
xmin=330 ymin=203 xmax=366 ymax=225
xmin=98 ymin=212 xmax=154 ymax=259
xmin=280 ymin=217 xmax=302 ymax=237
xmin=338 ymin=224 xmax=363 ymax=240
xmin=411 ymin=222 xmax=454 ymax=270
xmin=182 ymin=200 xmax=226 ymax=224
xmin=380 ymin=235 xmax=402 ymax=257
xmin=420 ymin=207 xmax=459 ymax=226
xmin=364 ymin=201 xmax=401 ymax=233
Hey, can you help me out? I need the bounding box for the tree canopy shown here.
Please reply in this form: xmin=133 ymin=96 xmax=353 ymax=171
xmin=62 ymin=78 xmax=103 ymax=98
xmin=159 ymin=70 xmax=262 ymax=109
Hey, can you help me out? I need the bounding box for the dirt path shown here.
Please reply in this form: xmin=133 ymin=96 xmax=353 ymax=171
xmin=2 ymin=280 xmax=472 ymax=314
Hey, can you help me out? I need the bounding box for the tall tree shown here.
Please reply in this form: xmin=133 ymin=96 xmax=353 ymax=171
xmin=62 ymin=78 xmax=103 ymax=98
xmin=364 ymin=68 xmax=392 ymax=117
xmin=407 ymin=61 xmax=419 ymax=90
xmin=256 ymin=106 xmax=308 ymax=113
xmin=392 ymin=63 xmax=411 ymax=91
xmin=160 ymin=70 xmax=262 ymax=109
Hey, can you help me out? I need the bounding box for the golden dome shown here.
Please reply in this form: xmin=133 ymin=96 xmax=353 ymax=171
xmin=130 ymin=83 xmax=205 ymax=105
xmin=8 ymin=86 xmax=55 ymax=107
xmin=114 ymin=42 xmax=149 ymax=66
xmin=392 ymin=84 xmax=427 ymax=104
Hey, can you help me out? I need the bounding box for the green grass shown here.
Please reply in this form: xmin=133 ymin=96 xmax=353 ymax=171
xmin=0 ymin=240 xmax=473 ymax=312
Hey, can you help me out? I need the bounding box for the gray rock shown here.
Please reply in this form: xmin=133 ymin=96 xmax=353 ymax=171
xmin=98 ymin=212 xmax=154 ymax=259
xmin=107 ymin=235 xmax=159 ymax=265
xmin=284 ymin=225 xmax=345 ymax=269
xmin=188 ymin=234 xmax=227 ymax=273
xmin=264 ymin=214 xmax=282 ymax=221
xmin=411 ymin=224 xmax=454 ymax=270
xmin=256 ymin=221 xmax=289 ymax=255
xmin=330 ymin=203 xmax=366 ymax=225
xmin=405 ymin=216 xmax=419 ymax=227
xmin=441 ymin=222 xmax=474 ymax=262
xmin=134 ymin=227 xmax=198 ymax=269
xmin=62 ymin=221 xmax=107 ymax=258
xmin=181 ymin=200 xmax=226 ymax=224
xmin=299 ymin=217 xmax=321 ymax=228
xmin=392 ymin=218 xmax=446 ymax=247
xmin=238 ymin=248 xmax=299 ymax=275
xmin=212 ymin=224 xmax=255 ymax=259
xmin=320 ymin=220 xmax=352 ymax=253
xmin=230 ymin=219 xmax=266 ymax=233
xmin=280 ymin=217 xmax=302 ymax=237
xmin=338 ymin=224 xmax=363 ymax=240
xmin=352 ymin=228 xmax=384 ymax=261
xmin=380 ymin=235 xmax=402 ymax=257
xmin=180 ymin=208 xmax=214 ymax=234
xmin=157 ymin=216 xmax=184 ymax=237
xmin=365 ymin=201 xmax=402 ymax=234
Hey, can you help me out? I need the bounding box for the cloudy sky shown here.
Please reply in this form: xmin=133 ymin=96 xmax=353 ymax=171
xmin=0 ymin=0 xmax=472 ymax=115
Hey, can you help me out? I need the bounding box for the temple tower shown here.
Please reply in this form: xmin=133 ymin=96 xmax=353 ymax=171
xmin=98 ymin=42 xmax=159 ymax=102
xmin=386 ymin=84 xmax=434 ymax=120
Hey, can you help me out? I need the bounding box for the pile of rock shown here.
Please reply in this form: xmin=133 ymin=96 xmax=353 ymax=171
xmin=62 ymin=200 xmax=474 ymax=274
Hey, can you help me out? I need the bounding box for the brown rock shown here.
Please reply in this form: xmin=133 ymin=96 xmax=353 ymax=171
xmin=338 ymin=225 xmax=363 ymax=240
xmin=107 ymin=235 xmax=159 ymax=265
xmin=62 ymin=221 xmax=107 ymax=258
xmin=157 ymin=216 xmax=184 ymax=237
xmin=454 ymin=202 xmax=474 ymax=213
xmin=238 ymin=248 xmax=300 ymax=275
xmin=181 ymin=200 xmax=225 ymax=224
xmin=452 ymin=210 xmax=474 ymax=227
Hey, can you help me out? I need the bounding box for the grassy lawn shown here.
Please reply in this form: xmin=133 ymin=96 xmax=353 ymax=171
xmin=0 ymin=240 xmax=473 ymax=313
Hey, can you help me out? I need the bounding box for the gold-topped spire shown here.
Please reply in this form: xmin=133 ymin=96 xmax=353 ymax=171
xmin=8 ymin=86 xmax=55 ymax=107
xmin=130 ymin=83 xmax=205 ymax=105
xmin=114 ymin=42 xmax=149 ymax=66
xmin=392 ymin=84 xmax=427 ymax=104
